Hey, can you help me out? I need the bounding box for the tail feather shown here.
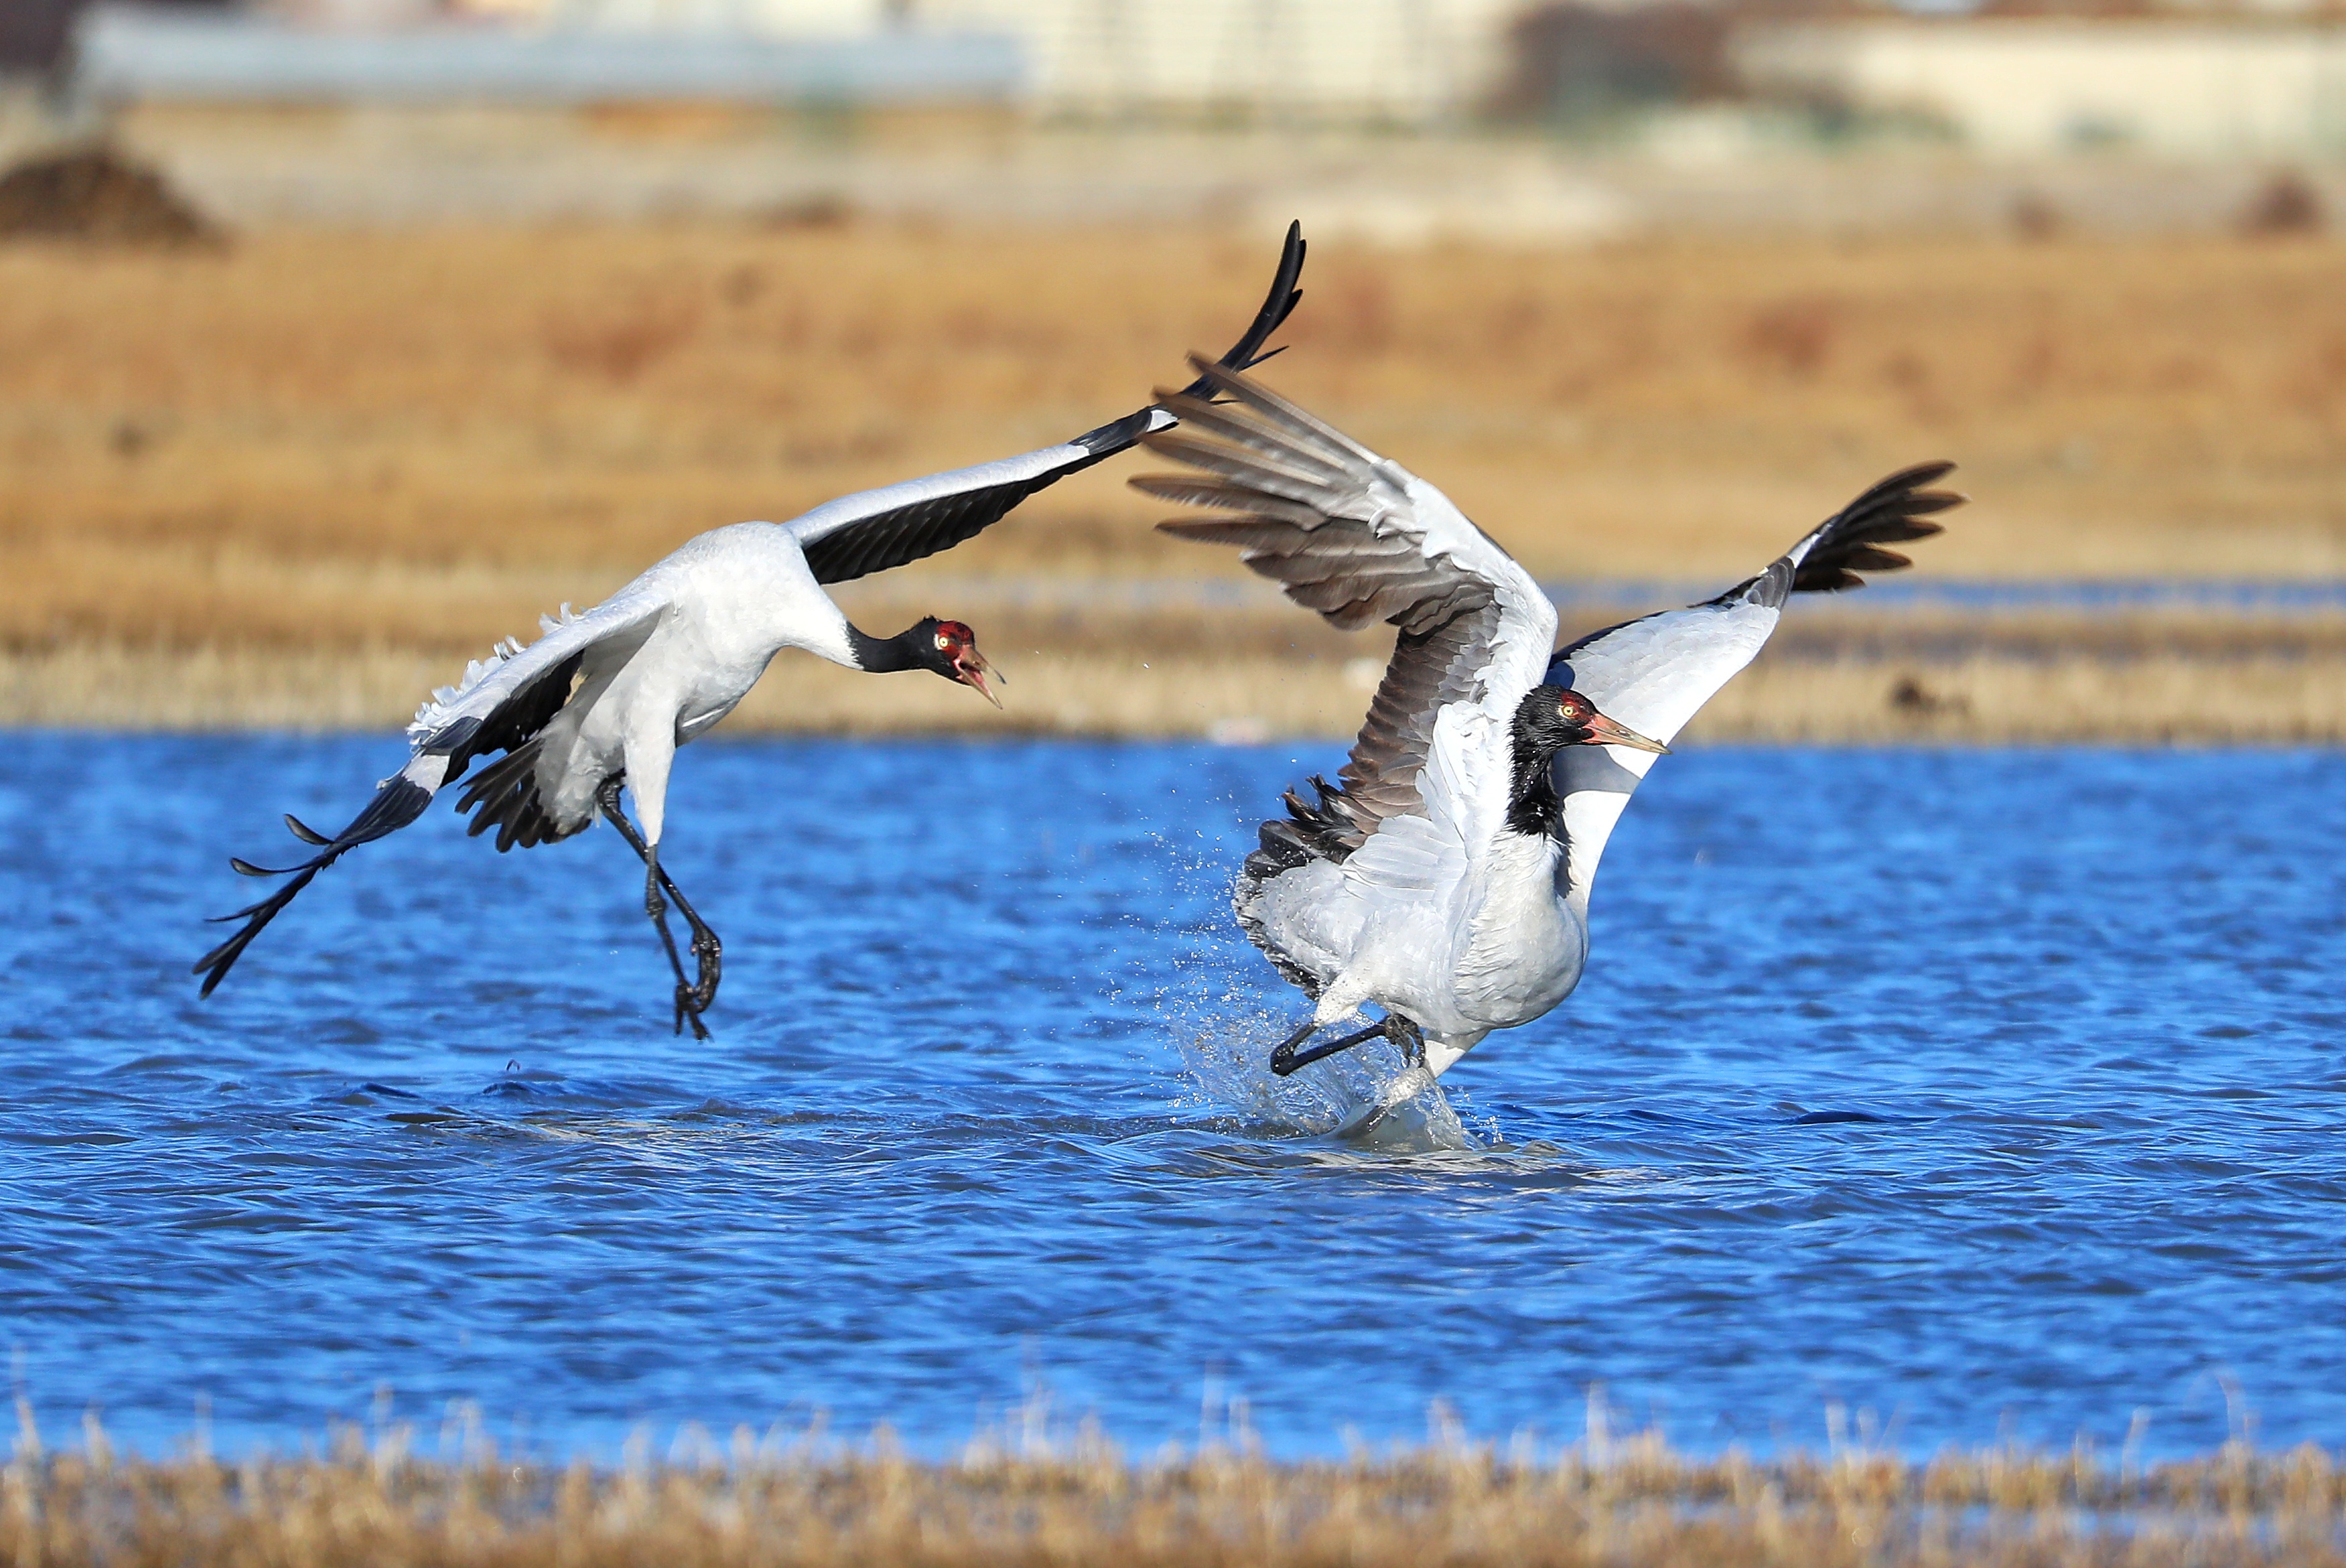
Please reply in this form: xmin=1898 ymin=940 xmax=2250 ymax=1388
xmin=194 ymin=863 xmax=329 ymax=997
xmin=1229 ymin=772 xmax=1363 ymax=1002
xmin=454 ymin=739 xmax=584 ymax=853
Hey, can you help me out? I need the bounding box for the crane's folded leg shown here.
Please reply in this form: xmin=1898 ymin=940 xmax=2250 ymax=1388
xmin=1270 ymin=1012 xmax=1424 ymax=1076
xmin=596 ymin=778 xmax=721 ymax=1040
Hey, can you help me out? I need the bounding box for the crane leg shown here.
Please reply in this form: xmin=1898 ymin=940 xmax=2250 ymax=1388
xmin=1270 ymin=1012 xmax=1422 ymax=1077
xmin=597 ymin=778 xmax=723 ymax=1040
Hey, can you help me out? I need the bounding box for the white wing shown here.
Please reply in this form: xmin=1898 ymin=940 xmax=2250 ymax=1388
xmin=780 ymin=415 xmax=1168 ymax=585
xmin=1548 ymin=461 xmax=1962 ymax=913
xmin=196 ymin=584 xmax=673 ymax=997
xmin=407 ymin=585 xmax=668 ymax=768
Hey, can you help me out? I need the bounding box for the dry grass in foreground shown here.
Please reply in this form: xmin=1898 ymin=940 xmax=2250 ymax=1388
xmin=9 ymin=1425 xmax=2346 ymax=1568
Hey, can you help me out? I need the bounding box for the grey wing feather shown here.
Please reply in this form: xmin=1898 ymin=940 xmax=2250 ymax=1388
xmin=1136 ymin=358 xmax=1539 ymax=853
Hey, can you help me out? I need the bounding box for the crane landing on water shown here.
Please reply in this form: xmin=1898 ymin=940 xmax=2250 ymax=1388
xmin=197 ymin=226 xmax=1309 ymax=1039
xmin=1135 ymin=356 xmax=1961 ymax=1121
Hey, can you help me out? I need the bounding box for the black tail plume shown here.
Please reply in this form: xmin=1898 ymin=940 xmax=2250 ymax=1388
xmin=454 ymin=739 xmax=577 ymax=853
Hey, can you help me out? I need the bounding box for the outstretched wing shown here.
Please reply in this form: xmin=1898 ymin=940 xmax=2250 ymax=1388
xmin=194 ymin=588 xmax=670 ymax=997
xmin=1545 ymin=461 xmax=1963 ymax=912
xmin=784 ymin=222 xmax=1307 ymax=585
xmin=405 ymin=585 xmax=666 ymax=772
xmin=1134 ymin=358 xmax=1556 ymax=882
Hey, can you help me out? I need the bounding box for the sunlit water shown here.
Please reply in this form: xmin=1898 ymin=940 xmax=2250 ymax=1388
xmin=3 ymin=735 xmax=2342 ymax=1459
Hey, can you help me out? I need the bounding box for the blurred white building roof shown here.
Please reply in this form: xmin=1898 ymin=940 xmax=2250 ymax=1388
xmin=910 ymin=0 xmax=1529 ymax=121
xmin=78 ymin=0 xmax=1531 ymax=121
xmin=77 ymin=2 xmax=1023 ymax=102
xmin=1741 ymin=18 xmax=2346 ymax=156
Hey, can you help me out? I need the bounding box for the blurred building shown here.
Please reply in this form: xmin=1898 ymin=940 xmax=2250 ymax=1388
xmin=909 ymin=0 xmax=1526 ymax=121
xmin=498 ymin=0 xmax=1527 ymax=121
xmin=73 ymin=0 xmax=1023 ymax=105
xmin=1739 ymin=19 xmax=2346 ymax=155
xmin=48 ymin=0 xmax=2346 ymax=154
xmin=64 ymin=0 xmax=1529 ymax=122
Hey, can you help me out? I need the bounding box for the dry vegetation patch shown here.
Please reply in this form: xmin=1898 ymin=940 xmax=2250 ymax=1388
xmin=0 ymin=144 xmax=220 ymax=249
xmin=1 ymin=222 xmax=2343 ymax=735
xmin=5 ymin=1433 xmax=2345 ymax=1568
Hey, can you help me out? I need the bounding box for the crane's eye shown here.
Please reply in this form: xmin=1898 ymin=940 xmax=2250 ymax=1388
xmin=935 ymin=633 xmax=951 ymax=651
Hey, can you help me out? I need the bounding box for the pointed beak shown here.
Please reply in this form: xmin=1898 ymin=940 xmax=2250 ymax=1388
xmin=1582 ymin=710 xmax=1669 ymax=754
xmin=959 ymin=651 xmax=1004 ymax=709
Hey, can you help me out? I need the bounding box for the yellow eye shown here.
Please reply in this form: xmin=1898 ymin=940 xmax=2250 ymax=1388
xmin=935 ymin=634 xmax=950 ymax=651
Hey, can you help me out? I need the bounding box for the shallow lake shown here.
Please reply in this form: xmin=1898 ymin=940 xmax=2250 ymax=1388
xmin=3 ymin=735 xmax=2341 ymax=1459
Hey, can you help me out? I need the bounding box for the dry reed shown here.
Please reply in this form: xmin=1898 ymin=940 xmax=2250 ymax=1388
xmin=5 ymin=641 xmax=2339 ymax=743
xmin=7 ymin=1416 xmax=2345 ymax=1568
xmin=5 ymin=222 xmax=2346 ymax=737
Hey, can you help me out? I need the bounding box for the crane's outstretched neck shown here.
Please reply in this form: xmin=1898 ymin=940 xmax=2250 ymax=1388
xmin=845 ymin=618 xmax=945 ymax=674
xmin=845 ymin=616 xmax=1001 ymax=705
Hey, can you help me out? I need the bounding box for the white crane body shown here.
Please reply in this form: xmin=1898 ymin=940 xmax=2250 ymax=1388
xmin=405 ymin=520 xmax=855 ymax=851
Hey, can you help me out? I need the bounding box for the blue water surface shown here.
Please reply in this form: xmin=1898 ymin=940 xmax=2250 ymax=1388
xmin=2 ymin=735 xmax=2342 ymax=1460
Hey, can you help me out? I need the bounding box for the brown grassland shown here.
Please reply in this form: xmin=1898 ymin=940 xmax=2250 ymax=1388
xmin=3 ymin=220 xmax=2345 ymax=738
xmin=9 ymin=1422 xmax=2346 ymax=1568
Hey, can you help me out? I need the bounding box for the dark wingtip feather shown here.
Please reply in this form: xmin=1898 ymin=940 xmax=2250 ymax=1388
xmin=1863 ymin=519 xmax=1947 ymax=545
xmin=1790 ymin=461 xmax=1965 ymax=595
xmin=1182 ymin=221 xmax=1306 ymax=395
xmin=283 ymin=814 xmax=332 ymax=846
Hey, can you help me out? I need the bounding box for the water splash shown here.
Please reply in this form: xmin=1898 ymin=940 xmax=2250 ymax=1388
xmin=1132 ymin=816 xmax=1495 ymax=1155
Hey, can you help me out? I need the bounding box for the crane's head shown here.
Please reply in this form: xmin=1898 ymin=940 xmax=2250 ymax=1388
xmin=917 ymin=618 xmax=1002 ymax=707
xmin=1507 ymin=685 xmax=1667 ymax=837
xmin=1556 ymin=688 xmax=1667 ymax=754
xmin=1514 ymin=685 xmax=1667 ymax=760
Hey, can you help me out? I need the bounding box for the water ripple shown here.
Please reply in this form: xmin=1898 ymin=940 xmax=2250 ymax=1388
xmin=0 ymin=735 xmax=2341 ymax=1459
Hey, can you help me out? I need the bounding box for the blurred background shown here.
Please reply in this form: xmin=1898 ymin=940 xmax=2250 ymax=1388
xmin=4 ymin=0 xmax=2345 ymax=740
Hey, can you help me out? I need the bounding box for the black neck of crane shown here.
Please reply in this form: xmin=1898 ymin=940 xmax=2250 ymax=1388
xmin=1505 ymin=747 xmax=1564 ymax=839
xmin=847 ymin=619 xmax=944 ymax=676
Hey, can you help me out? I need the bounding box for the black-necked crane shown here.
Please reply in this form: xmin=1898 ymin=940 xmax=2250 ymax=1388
xmin=198 ymin=228 xmax=1309 ymax=1038
xmin=1133 ymin=356 xmax=1960 ymax=1113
